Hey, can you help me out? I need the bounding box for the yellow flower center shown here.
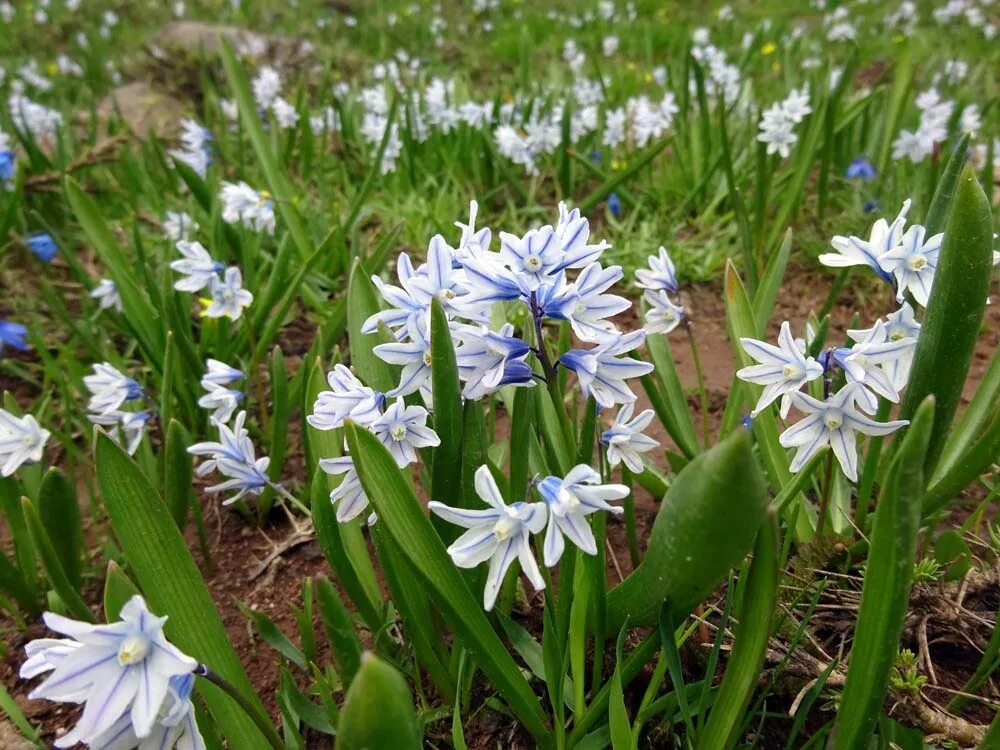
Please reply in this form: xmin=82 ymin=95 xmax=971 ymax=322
xmin=117 ymin=635 xmax=150 ymax=666
xmin=907 ymin=254 xmax=927 ymax=271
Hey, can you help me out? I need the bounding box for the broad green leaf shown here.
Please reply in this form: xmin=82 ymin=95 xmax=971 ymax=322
xmin=344 ymin=423 xmax=551 ymax=743
xmin=239 ymin=603 xmax=306 ymax=669
xmin=606 ymin=429 xmax=768 ymax=632
xmin=163 ymin=420 xmax=194 ymax=529
xmin=430 ymin=298 xmax=463 ymax=513
xmin=96 ymin=433 xmax=271 ymax=747
xmin=696 ymin=512 xmax=779 ymax=750
xmin=337 ymin=652 xmax=421 ymax=750
xmin=923 ymin=411 xmax=1000 ymax=517
xmin=0 ymin=549 xmax=39 ymax=616
xmin=643 ymin=334 xmax=699 ymax=459
xmin=346 ymin=258 xmax=396 ymax=393
xmin=314 ymin=575 xmax=363 ymax=685
xmin=37 ymin=467 xmax=82 ymax=589
xmin=830 ymin=398 xmax=934 ymax=750
xmin=751 ymin=229 xmax=793 ymax=335
xmin=899 ymin=166 xmax=994 ymax=472
xmin=21 ymin=498 xmax=93 ymax=622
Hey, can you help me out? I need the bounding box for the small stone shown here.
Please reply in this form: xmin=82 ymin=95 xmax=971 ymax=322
xmin=95 ymin=82 xmax=186 ymax=139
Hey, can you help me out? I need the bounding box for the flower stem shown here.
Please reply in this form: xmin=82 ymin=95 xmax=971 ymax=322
xmin=816 ymin=449 xmax=834 ymax=538
xmin=195 ymin=665 xmax=284 ymax=750
xmin=684 ymin=320 xmax=710 ymax=449
xmin=267 ymin=481 xmax=312 ymax=516
xmin=621 ymin=466 xmax=640 ymax=568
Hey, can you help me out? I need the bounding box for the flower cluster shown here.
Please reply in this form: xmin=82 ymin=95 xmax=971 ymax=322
xmin=20 ymin=596 xmax=203 ymax=749
xmin=170 ymin=239 xmax=253 ymax=321
xmin=198 ymin=359 xmax=245 ymax=424
xmin=169 ymin=118 xmax=213 ymax=179
xmin=188 ymin=411 xmax=271 ymax=504
xmin=757 ymin=87 xmax=812 ymax=159
xmin=635 ymin=246 xmax=685 ymax=335
xmin=219 ymin=181 xmax=276 ymax=235
xmin=429 ymin=464 xmax=628 ymax=610
xmin=84 ymin=363 xmax=149 ymax=456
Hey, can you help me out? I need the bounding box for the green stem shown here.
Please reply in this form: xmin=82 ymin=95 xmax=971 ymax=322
xmin=621 ymin=467 xmax=640 ymax=568
xmin=685 ymin=320 xmax=710 ymax=449
xmin=196 ymin=666 xmax=284 ymax=750
xmin=816 ymin=450 xmax=834 ymax=538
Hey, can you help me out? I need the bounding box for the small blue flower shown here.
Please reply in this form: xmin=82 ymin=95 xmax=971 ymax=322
xmin=0 ymin=320 xmax=29 ymax=355
xmin=0 ymin=149 xmax=15 ymax=186
xmin=862 ymin=198 xmax=881 ymax=214
xmin=846 ymin=157 xmax=877 ymax=181
xmin=26 ymin=233 xmax=57 ymax=263
xmin=590 ymin=150 xmax=603 ymax=163
xmin=607 ymin=192 xmax=622 ymax=218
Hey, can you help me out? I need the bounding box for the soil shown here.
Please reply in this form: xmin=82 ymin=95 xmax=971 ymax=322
xmin=1 ymin=265 xmax=998 ymax=748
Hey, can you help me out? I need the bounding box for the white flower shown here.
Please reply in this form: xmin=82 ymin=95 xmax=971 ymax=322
xmin=87 ymin=673 xmax=205 ymax=750
xmin=197 ymin=384 xmax=242 ymax=424
xmin=163 ymin=211 xmax=198 ymax=242
xmin=219 ymin=182 xmax=276 ymax=234
xmin=601 ymin=403 xmax=659 ymax=473
xmin=20 ymin=596 xmax=197 ymax=748
xmin=429 ymin=465 xmax=547 ymax=611
xmin=0 ymin=409 xmax=49 ymax=476
xmin=559 ymin=330 xmax=654 ymax=408
xmin=634 ymin=246 xmax=679 ymax=293
xmin=170 ymin=240 xmax=222 ymax=293
xmin=318 ymin=456 xmax=370 ymax=523
xmin=84 ymin=363 xmax=143 ymax=415
xmin=252 ymin=66 xmax=282 ymax=109
xmin=779 ymin=385 xmax=908 ymax=481
xmin=878 ymin=224 xmax=942 ymax=307
xmin=188 ymin=411 xmax=270 ymax=503
xmin=820 ymin=200 xmax=911 ymax=282
xmin=602 ymin=35 xmax=619 ymax=57
xmin=201 ymin=359 xmax=244 ymax=388
xmin=643 ymin=289 xmax=684 ymax=334
xmin=370 ymin=397 xmax=440 ymax=468
xmin=454 ymin=324 xmax=535 ymax=400
xmin=307 ymin=364 xmax=384 ymax=431
xmin=536 ymin=465 xmax=627 ymax=566
xmin=836 ymin=320 xmax=916 ymax=403
xmin=204 ymin=267 xmax=253 ymax=321
xmin=373 ymin=316 xmax=433 ymax=399
xmin=271 ymin=97 xmax=299 ymax=129
xmin=90 ymin=278 xmax=123 ymax=312
xmin=847 ymin=304 xmax=920 ymax=392
xmin=89 ymin=410 xmax=149 ymax=456
xmin=737 ymin=321 xmax=825 ymax=418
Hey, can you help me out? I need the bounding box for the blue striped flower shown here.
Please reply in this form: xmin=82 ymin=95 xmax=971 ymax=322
xmin=26 ymin=233 xmax=57 ymax=262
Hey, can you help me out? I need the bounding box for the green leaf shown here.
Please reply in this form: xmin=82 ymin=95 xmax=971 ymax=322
xmin=21 ymin=498 xmax=94 ymax=622
xmin=37 ymin=467 xmax=82 ymax=589
xmin=899 ymin=166 xmax=994 ymax=472
xmin=64 ymin=178 xmax=164 ymax=367
xmin=314 ymin=575 xmax=363 ymax=685
xmin=642 ymin=334 xmax=699 ymax=459
xmin=96 ymin=433 xmax=271 ymax=746
xmin=0 ymin=549 xmax=39 ymax=616
xmin=0 ymin=682 xmax=45 ymax=748
xmin=430 ymin=298 xmax=464 ymax=514
xmin=608 ymin=625 xmax=633 ymax=750
xmin=922 ymin=134 xmax=971 ymax=235
xmin=219 ymin=41 xmax=313 ymax=261
xmin=103 ymin=560 xmax=141 ymax=621
xmin=239 ymin=603 xmax=306 ymax=669
xmin=923 ymin=411 xmax=1000 ymax=517
xmin=606 ymin=430 xmax=768 ymax=632
xmin=163 ymin=420 xmax=195 ymax=529
xmin=337 ymin=652 xmax=421 ymax=750
xmin=696 ymin=512 xmax=779 ymax=750
xmin=346 ymin=259 xmax=396 ymax=393
xmin=344 ymin=423 xmax=551 ymax=743
xmin=751 ymin=229 xmax=793 ymax=335
xmin=830 ymin=398 xmax=934 ymax=750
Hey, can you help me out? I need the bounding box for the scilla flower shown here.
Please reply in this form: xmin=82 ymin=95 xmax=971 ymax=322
xmin=779 ymin=384 xmax=908 ymax=481
xmin=170 ymin=241 xmax=223 ymax=293
xmin=204 ymin=267 xmax=253 ymax=321
xmin=197 ymin=384 xmax=242 ymax=424
xmin=90 ymin=278 xmax=123 ymax=312
xmin=820 ymin=199 xmax=910 ymax=283
xmin=429 ymin=465 xmax=547 ymax=611
xmin=848 ymin=304 xmax=920 ymax=391
xmin=845 ymin=157 xmax=876 ymax=180
xmin=86 ymin=673 xmax=205 ymax=750
xmin=0 ymin=319 xmax=29 ymax=355
xmin=20 ymin=596 xmax=197 ymax=748
xmin=832 ymin=320 xmax=916 ymax=404
xmin=370 ymin=397 xmax=441 ymax=468
xmin=318 ymin=456 xmax=370 ymax=523
xmin=308 ymin=364 xmax=384 ymax=430
xmin=634 ymin=246 xmax=679 ymax=294
xmin=536 ymin=465 xmax=628 ymax=566
xmin=643 ymin=289 xmax=684 ymax=334
xmin=202 ymin=359 xmax=245 ymax=388
xmin=454 ymin=323 xmax=535 ymax=400
xmin=560 ymin=330 xmax=654 ymax=408
xmin=0 ymin=409 xmax=50 ymax=476
xmin=220 ymin=181 xmax=276 ymax=234
xmin=89 ymin=410 xmax=149 ymax=456
xmin=26 ymin=232 xmax=57 ymax=262
xmin=601 ymin=404 xmax=659 ymax=473
xmin=188 ymin=411 xmax=270 ymax=504
xmin=878 ymin=224 xmax=942 ymax=307
xmin=84 ymin=363 xmax=144 ymax=415
xmin=737 ymin=321 xmax=824 ymax=418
